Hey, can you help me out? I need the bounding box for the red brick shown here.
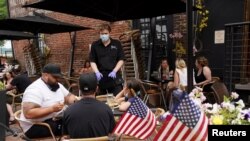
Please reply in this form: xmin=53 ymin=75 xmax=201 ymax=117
xmin=10 ymin=9 xmax=131 ymax=73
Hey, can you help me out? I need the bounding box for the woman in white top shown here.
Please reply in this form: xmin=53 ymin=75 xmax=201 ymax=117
xmin=174 ymin=58 xmax=187 ymax=91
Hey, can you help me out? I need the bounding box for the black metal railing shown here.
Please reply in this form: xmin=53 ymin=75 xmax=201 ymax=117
xmin=224 ymin=21 xmax=250 ymax=91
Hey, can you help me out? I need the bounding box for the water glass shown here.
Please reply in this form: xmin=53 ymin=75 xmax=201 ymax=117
xmin=107 ymin=93 xmax=114 ymax=105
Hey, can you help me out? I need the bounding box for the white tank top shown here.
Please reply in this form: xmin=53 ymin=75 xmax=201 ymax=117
xmin=176 ymin=68 xmax=187 ymax=87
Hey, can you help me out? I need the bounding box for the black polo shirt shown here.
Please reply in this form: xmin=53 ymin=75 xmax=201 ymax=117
xmin=63 ymin=98 xmax=116 ymax=138
xmin=89 ymin=38 xmax=125 ymax=72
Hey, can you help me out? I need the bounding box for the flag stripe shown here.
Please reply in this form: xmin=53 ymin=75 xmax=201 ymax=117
xmin=143 ymin=114 xmax=156 ymax=139
xmin=139 ymin=111 xmax=156 ymax=139
xmin=130 ymin=113 xmax=149 ymax=136
xmin=162 ymin=118 xmax=180 ymax=141
xmin=135 ymin=111 xmax=156 ymax=139
xmin=166 ymin=121 xmax=183 ymax=141
xmin=135 ymin=109 xmax=153 ymax=137
xmin=125 ymin=116 xmax=141 ymax=135
xmin=186 ymin=112 xmax=206 ymax=141
xmin=114 ymin=113 xmax=130 ymax=133
xmin=175 ymin=127 xmax=190 ymax=141
xmin=153 ymin=115 xmax=172 ymax=141
xmin=120 ymin=114 xmax=135 ymax=134
xmin=195 ymin=114 xmax=208 ymax=141
xmin=171 ymin=123 xmax=186 ymax=141
xmin=193 ymin=114 xmax=206 ymax=141
xmin=135 ymin=110 xmax=154 ymax=138
xmin=127 ymin=118 xmax=144 ymax=135
xmin=181 ymin=128 xmax=191 ymax=141
xmin=130 ymin=116 xmax=148 ymax=136
xmin=158 ymin=115 xmax=177 ymax=141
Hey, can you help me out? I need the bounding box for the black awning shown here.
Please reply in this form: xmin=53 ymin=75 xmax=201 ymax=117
xmin=0 ymin=30 xmax=35 ymax=40
xmin=0 ymin=13 xmax=89 ymax=34
xmin=23 ymin=0 xmax=187 ymax=22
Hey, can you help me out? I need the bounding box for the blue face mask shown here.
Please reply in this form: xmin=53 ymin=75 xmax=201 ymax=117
xmin=100 ymin=34 xmax=110 ymax=42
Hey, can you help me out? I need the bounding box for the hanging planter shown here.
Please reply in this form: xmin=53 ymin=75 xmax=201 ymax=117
xmin=193 ymin=0 xmax=209 ymax=55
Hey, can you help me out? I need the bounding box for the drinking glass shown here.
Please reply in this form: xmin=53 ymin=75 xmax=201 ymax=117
xmin=107 ymin=93 xmax=115 ymax=111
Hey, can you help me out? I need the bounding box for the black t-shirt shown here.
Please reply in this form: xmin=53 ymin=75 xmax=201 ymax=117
xmin=10 ymin=74 xmax=32 ymax=93
xmin=89 ymin=39 xmax=125 ymax=72
xmin=63 ymin=98 xmax=116 ymax=138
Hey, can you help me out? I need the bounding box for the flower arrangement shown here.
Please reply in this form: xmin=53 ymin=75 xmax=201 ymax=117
xmin=189 ymin=87 xmax=250 ymax=125
xmin=169 ymin=32 xmax=186 ymax=58
xmin=194 ymin=0 xmax=209 ymax=32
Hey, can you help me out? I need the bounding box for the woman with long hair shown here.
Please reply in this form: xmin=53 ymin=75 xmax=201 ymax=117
xmin=173 ymin=58 xmax=187 ymax=90
xmin=194 ymin=56 xmax=212 ymax=92
xmin=115 ymin=78 xmax=141 ymax=111
xmin=79 ymin=60 xmax=93 ymax=74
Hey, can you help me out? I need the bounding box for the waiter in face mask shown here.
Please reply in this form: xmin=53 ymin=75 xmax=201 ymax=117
xmin=89 ymin=23 xmax=125 ymax=96
xmin=19 ymin=63 xmax=77 ymax=139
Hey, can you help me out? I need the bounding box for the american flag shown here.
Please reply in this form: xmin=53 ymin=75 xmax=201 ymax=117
xmin=154 ymin=93 xmax=208 ymax=141
xmin=113 ymin=97 xmax=156 ymax=139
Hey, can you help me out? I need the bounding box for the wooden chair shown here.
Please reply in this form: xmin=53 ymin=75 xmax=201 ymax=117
xmin=212 ymin=76 xmax=220 ymax=83
xmin=118 ymin=129 xmax=158 ymax=141
xmin=69 ymin=136 xmax=109 ymax=141
xmin=118 ymin=135 xmax=143 ymax=141
xmin=211 ymin=81 xmax=230 ymax=104
xmin=63 ymin=76 xmax=79 ymax=96
xmin=201 ymin=76 xmax=220 ymax=90
xmin=137 ymin=79 xmax=167 ymax=109
xmin=14 ymin=110 xmax=57 ymax=141
xmin=200 ymin=77 xmax=221 ymax=104
xmin=6 ymin=90 xmax=23 ymax=111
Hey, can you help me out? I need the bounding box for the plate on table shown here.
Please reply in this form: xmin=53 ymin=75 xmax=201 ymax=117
xmin=108 ymin=102 xmax=119 ymax=108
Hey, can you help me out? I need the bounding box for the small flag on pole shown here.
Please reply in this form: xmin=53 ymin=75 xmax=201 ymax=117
xmin=113 ymin=97 xmax=156 ymax=140
xmin=154 ymin=92 xmax=208 ymax=141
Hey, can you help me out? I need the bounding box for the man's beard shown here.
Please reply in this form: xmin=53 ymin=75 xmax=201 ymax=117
xmin=47 ymin=80 xmax=60 ymax=92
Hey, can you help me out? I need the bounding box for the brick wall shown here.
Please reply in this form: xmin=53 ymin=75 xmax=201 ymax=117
xmin=11 ymin=11 xmax=131 ymax=73
xmin=173 ymin=14 xmax=187 ymax=33
xmin=12 ymin=40 xmax=30 ymax=70
xmin=173 ymin=13 xmax=188 ymax=58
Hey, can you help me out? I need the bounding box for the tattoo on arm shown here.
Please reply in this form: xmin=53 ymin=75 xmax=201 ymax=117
xmin=23 ymin=102 xmax=40 ymax=115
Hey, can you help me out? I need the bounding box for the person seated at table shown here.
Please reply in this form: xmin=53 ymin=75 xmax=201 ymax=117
xmin=157 ymin=58 xmax=173 ymax=89
xmin=20 ymin=64 xmax=77 ymax=139
xmin=117 ymin=79 xmax=141 ymax=111
xmin=63 ymin=73 xmax=115 ymax=139
xmin=194 ymin=56 xmax=212 ymax=92
xmin=5 ymin=68 xmax=32 ymax=124
xmin=173 ymin=58 xmax=187 ymax=91
xmin=3 ymin=71 xmax=15 ymax=124
xmin=5 ymin=66 xmax=32 ymax=94
xmin=79 ymin=60 xmax=93 ymax=74
xmin=115 ymin=78 xmax=141 ymax=104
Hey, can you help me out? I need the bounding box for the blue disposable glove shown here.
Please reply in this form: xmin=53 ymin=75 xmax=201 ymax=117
xmin=95 ymin=72 xmax=103 ymax=81
xmin=108 ymin=71 xmax=116 ymax=79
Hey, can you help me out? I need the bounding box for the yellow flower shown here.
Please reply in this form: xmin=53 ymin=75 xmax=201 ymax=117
xmin=211 ymin=115 xmax=224 ymax=125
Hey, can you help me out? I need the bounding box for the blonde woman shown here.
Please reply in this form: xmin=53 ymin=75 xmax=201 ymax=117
xmin=174 ymin=58 xmax=187 ymax=90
